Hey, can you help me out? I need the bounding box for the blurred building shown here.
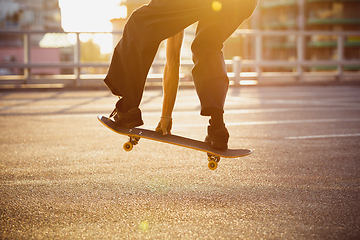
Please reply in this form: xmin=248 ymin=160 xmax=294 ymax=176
xmin=253 ymin=0 xmax=360 ymax=72
xmin=0 ymin=0 xmax=61 ymax=31
xmin=0 ymin=0 xmax=70 ymax=75
xmin=1 ymin=0 xmax=359 ymax=77
xmin=112 ymin=0 xmax=360 ymax=74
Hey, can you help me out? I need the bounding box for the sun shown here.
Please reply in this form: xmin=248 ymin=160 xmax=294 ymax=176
xmin=58 ymin=0 xmax=127 ymax=54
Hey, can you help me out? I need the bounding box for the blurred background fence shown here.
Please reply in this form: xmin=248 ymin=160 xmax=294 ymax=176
xmin=0 ymin=29 xmax=359 ymax=89
xmin=1 ymin=0 xmax=360 ymax=89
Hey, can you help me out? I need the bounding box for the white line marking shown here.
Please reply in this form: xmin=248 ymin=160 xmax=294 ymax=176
xmin=226 ymin=118 xmax=360 ymax=126
xmin=172 ymin=118 xmax=360 ymax=128
xmin=286 ymin=133 xmax=360 ymax=140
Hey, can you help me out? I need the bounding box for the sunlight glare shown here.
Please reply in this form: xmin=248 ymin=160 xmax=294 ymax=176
xmin=93 ymin=33 xmax=113 ymax=54
xmin=59 ymin=0 xmax=127 ymax=53
xmin=66 ymin=33 xmax=114 ymax=54
xmin=66 ymin=33 xmax=76 ymax=45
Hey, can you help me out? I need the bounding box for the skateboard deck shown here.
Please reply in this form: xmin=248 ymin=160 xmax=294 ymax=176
xmin=97 ymin=115 xmax=252 ymax=170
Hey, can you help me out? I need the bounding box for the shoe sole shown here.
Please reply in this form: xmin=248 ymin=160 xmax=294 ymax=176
xmin=205 ymin=135 xmax=228 ymax=150
xmin=210 ymin=141 xmax=228 ymax=150
xmin=114 ymin=119 xmax=144 ymax=129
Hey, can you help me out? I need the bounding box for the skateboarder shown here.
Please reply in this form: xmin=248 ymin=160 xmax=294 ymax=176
xmin=105 ymin=0 xmax=258 ymax=150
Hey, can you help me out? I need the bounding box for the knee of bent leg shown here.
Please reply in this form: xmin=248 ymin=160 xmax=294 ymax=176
xmin=242 ymin=0 xmax=259 ymax=19
xmin=191 ymin=40 xmax=223 ymax=61
xmin=126 ymin=6 xmax=150 ymax=32
xmin=126 ymin=6 xmax=165 ymax=43
xmin=232 ymin=0 xmax=258 ymax=20
xmin=191 ymin=28 xmax=224 ymax=58
xmin=127 ymin=9 xmax=142 ymax=26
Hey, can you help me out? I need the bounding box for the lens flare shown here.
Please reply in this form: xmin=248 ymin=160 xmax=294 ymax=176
xmin=212 ymin=1 xmax=222 ymax=12
xmin=139 ymin=221 xmax=150 ymax=232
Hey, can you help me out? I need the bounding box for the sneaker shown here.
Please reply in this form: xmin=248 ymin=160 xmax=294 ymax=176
xmin=205 ymin=121 xmax=229 ymax=150
xmin=109 ymin=107 xmax=144 ymax=129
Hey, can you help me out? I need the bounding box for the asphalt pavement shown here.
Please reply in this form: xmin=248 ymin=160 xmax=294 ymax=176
xmin=1 ymin=85 xmax=359 ymax=239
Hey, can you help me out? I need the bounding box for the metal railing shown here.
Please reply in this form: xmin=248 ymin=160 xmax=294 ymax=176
xmin=0 ymin=29 xmax=359 ymax=88
xmin=231 ymin=29 xmax=360 ymax=84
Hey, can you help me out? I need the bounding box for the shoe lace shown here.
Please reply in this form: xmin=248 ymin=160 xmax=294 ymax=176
xmin=109 ymin=97 xmax=121 ymax=119
xmin=109 ymin=108 xmax=117 ymax=118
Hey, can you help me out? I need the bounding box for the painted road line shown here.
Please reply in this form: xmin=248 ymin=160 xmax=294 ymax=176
xmin=169 ymin=118 xmax=360 ymax=128
xmin=286 ymin=133 xmax=360 ymax=140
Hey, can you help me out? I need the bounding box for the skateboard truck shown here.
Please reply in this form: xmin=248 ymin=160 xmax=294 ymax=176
xmin=124 ymin=136 xmax=221 ymax=170
xmin=123 ymin=136 xmax=140 ymax=151
xmin=207 ymin=153 xmax=220 ymax=170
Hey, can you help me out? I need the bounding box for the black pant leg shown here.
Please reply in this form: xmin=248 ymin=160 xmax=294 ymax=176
xmin=191 ymin=0 xmax=258 ymax=116
xmin=104 ymin=0 xmax=258 ymax=111
xmin=104 ymin=0 xmax=213 ymax=108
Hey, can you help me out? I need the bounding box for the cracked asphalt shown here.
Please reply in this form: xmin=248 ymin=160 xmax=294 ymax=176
xmin=1 ymin=85 xmax=359 ymax=239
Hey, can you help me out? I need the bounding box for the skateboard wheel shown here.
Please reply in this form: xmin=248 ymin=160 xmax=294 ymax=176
xmin=123 ymin=142 xmax=133 ymax=151
xmin=208 ymin=160 xmax=218 ymax=170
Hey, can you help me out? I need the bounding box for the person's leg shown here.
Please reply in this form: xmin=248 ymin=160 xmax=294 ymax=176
xmin=104 ymin=0 xmax=214 ymax=113
xmin=104 ymin=0 xmax=257 ymax=130
xmin=192 ymin=0 xmax=258 ymax=117
xmin=191 ymin=0 xmax=258 ymax=148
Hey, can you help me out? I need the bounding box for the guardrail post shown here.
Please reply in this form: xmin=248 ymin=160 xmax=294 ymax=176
xmin=74 ymin=33 xmax=81 ymax=86
xmin=297 ymin=32 xmax=304 ymax=82
xmin=23 ymin=32 xmax=31 ymax=85
xmin=337 ymin=35 xmax=344 ymax=82
xmin=232 ymin=56 xmax=241 ymax=85
xmin=255 ymin=34 xmax=262 ymax=83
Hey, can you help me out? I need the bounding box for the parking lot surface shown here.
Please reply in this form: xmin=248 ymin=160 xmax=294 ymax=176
xmin=1 ymin=85 xmax=359 ymax=239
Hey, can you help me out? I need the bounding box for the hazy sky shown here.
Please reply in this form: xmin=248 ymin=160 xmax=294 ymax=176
xmin=59 ymin=0 xmax=127 ymax=32
xmin=58 ymin=0 xmax=127 ymax=53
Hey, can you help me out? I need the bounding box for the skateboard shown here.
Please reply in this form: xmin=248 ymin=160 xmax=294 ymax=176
xmin=97 ymin=115 xmax=252 ymax=170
